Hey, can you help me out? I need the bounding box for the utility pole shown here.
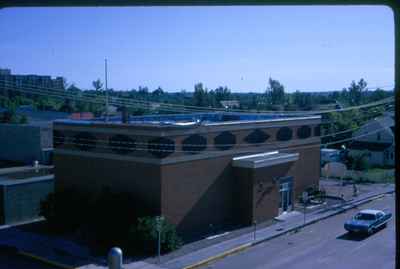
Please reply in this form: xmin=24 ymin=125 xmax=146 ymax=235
xmin=105 ymin=58 xmax=109 ymax=122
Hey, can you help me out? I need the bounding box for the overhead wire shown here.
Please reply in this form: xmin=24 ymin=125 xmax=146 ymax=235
xmin=51 ymin=101 xmax=394 ymax=151
xmin=0 ymin=80 xmax=395 ymax=115
xmin=52 ymin=123 xmax=393 ymax=155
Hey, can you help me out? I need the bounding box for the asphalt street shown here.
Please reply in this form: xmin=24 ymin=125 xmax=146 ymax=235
xmin=0 ymin=253 xmax=58 ymax=269
xmin=202 ymin=193 xmax=395 ymax=269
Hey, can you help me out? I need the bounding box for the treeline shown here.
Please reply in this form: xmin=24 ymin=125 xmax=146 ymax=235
xmin=0 ymin=77 xmax=393 ymax=116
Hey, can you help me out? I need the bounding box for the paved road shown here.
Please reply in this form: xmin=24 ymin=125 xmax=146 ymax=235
xmin=202 ymin=193 xmax=395 ymax=269
xmin=0 ymin=253 xmax=58 ymax=269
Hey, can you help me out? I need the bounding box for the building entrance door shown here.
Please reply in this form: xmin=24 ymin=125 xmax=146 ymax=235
xmin=279 ymin=177 xmax=293 ymax=214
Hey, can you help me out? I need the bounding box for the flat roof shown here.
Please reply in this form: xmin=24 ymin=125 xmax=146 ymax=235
xmin=0 ymin=167 xmax=54 ymax=186
xmin=55 ymin=112 xmax=320 ymax=127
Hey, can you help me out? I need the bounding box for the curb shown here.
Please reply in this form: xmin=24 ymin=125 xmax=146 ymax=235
xmin=18 ymin=251 xmax=75 ymax=269
xmin=181 ymin=190 xmax=393 ymax=269
xmin=182 ymin=243 xmax=251 ymax=269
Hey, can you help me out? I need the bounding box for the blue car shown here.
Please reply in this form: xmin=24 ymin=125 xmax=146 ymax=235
xmin=344 ymin=209 xmax=392 ymax=235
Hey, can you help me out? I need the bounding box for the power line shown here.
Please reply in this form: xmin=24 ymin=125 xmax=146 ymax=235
xmin=1 ymin=83 xmax=394 ymax=126
xmin=0 ymin=80 xmax=395 ymax=115
xmin=54 ymin=113 xmax=387 ymax=148
xmin=52 ymin=103 xmax=393 ymax=150
xmin=0 ymin=83 xmax=209 ymax=114
xmin=1 ymin=81 xmax=392 ymax=136
xmin=53 ymin=124 xmax=392 ymax=155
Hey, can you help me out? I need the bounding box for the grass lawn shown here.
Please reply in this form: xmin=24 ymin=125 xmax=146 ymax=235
xmin=351 ymin=168 xmax=395 ymax=184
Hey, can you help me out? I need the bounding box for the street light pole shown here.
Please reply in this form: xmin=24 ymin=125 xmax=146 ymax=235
xmin=157 ymin=229 xmax=161 ymax=263
xmin=253 ymin=220 xmax=257 ymax=240
xmin=302 ymin=191 xmax=308 ymax=225
xmin=104 ymin=58 xmax=109 ymax=122
xmin=155 ymin=216 xmax=164 ymax=264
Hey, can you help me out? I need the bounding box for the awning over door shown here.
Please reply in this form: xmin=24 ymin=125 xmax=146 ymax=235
xmin=232 ymin=151 xmax=299 ymax=169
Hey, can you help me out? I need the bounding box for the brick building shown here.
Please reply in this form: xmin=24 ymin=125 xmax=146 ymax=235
xmin=53 ymin=112 xmax=321 ymax=237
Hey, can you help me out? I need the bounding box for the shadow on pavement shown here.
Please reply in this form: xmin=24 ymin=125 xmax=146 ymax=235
xmin=336 ymin=232 xmax=370 ymax=241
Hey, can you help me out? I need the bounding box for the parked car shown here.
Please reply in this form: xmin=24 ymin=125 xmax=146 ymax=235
xmin=344 ymin=209 xmax=392 ymax=234
xmin=320 ymin=149 xmax=341 ymax=166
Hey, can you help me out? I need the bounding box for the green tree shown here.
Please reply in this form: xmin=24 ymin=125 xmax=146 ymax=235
xmin=214 ymin=86 xmax=231 ymax=104
xmin=350 ymin=152 xmax=370 ymax=171
xmin=1 ymin=110 xmax=17 ymax=123
xmin=128 ymin=216 xmax=182 ymax=255
xmin=193 ymin=83 xmax=208 ymax=107
xmin=344 ymin=79 xmax=367 ymax=106
xmin=19 ymin=115 xmax=28 ymax=124
xmin=152 ymin=87 xmax=164 ymax=96
xmin=368 ymin=88 xmax=388 ymax=102
xmin=265 ymin=78 xmax=285 ymax=105
xmin=138 ymin=86 xmax=149 ymax=96
xmin=292 ymin=91 xmax=313 ymax=110
xmin=59 ymin=98 xmax=75 ymax=113
xmin=92 ymin=79 xmax=103 ymax=91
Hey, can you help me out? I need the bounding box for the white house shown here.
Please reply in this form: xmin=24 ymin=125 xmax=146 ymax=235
xmin=348 ymin=114 xmax=395 ymax=167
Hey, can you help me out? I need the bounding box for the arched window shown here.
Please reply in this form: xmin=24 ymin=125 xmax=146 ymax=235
xmin=182 ymin=134 xmax=207 ymax=154
xmin=276 ymin=127 xmax=293 ymax=141
xmin=148 ymin=137 xmax=175 ymax=158
xmin=214 ymin=131 xmax=236 ymax=150
xmin=297 ymin=126 xmax=311 ymax=139
xmin=74 ymin=132 xmax=96 ymax=151
xmin=244 ymin=129 xmax=270 ymax=144
xmin=109 ymin=134 xmax=136 ymax=155
xmin=53 ymin=130 xmax=65 ymax=146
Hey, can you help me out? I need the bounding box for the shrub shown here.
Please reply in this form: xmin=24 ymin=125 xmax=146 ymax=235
xmin=352 ymin=154 xmax=369 ymax=171
xmin=128 ymin=216 xmax=182 ymax=255
xmin=19 ymin=115 xmax=28 ymax=124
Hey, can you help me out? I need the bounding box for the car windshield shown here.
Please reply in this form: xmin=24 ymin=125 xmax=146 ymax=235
xmin=355 ymin=213 xmax=376 ymax=221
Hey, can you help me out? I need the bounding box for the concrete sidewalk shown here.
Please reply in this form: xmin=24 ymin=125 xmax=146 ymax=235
xmin=1 ymin=184 xmax=394 ymax=269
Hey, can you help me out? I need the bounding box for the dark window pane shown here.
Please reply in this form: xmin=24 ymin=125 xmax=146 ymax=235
xmin=109 ymin=134 xmax=136 ymax=155
xmin=148 ymin=137 xmax=175 ymax=158
xmin=314 ymin=125 xmax=321 ymax=137
xmin=53 ymin=130 xmax=65 ymax=146
xmin=214 ymin=131 xmax=236 ymax=150
xmin=276 ymin=127 xmax=293 ymax=141
xmin=244 ymin=129 xmax=270 ymax=144
xmin=182 ymin=134 xmax=207 ymax=154
xmin=297 ymin=125 xmax=311 ymax=139
xmin=74 ymin=132 xmax=96 ymax=151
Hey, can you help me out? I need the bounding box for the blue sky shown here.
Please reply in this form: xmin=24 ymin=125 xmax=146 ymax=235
xmin=0 ymin=5 xmax=394 ymax=92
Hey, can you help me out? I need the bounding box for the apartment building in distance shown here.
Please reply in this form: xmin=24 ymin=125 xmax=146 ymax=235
xmin=0 ymin=68 xmax=65 ymax=92
xmin=53 ymin=112 xmax=321 ymax=238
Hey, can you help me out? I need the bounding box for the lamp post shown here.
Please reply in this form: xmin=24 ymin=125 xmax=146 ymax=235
xmin=253 ymin=220 xmax=257 ymax=240
xmin=155 ymin=216 xmax=164 ymax=264
xmin=302 ymin=191 xmax=308 ymax=225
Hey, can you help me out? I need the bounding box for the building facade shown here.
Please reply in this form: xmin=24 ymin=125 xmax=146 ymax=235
xmin=53 ymin=113 xmax=321 ymax=237
xmin=348 ymin=115 xmax=395 ymax=167
xmin=0 ymin=123 xmax=54 ymax=165
xmin=0 ymin=165 xmax=54 ymax=225
xmin=0 ymin=68 xmax=65 ymax=94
